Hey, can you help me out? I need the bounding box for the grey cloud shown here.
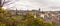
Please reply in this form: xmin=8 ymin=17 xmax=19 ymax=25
xmin=3 ymin=0 xmax=60 ymax=11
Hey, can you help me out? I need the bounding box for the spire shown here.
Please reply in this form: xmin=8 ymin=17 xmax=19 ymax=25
xmin=39 ymin=8 xmax=40 ymax=11
xmin=16 ymin=8 xmax=18 ymax=15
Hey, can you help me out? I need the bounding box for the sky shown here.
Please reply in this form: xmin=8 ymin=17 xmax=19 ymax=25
xmin=3 ymin=0 xmax=60 ymax=11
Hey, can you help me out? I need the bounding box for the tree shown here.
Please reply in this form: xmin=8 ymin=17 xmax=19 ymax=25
xmin=0 ymin=0 xmax=11 ymax=25
xmin=0 ymin=0 xmax=6 ymax=7
xmin=15 ymin=12 xmax=54 ymax=26
xmin=0 ymin=0 xmax=13 ymax=8
xmin=0 ymin=22 xmax=6 ymax=26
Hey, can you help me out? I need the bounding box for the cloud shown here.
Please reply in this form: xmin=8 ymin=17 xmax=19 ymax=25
xmin=3 ymin=0 xmax=60 ymax=11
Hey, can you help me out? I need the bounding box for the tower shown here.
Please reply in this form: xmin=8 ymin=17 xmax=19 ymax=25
xmin=39 ymin=8 xmax=40 ymax=11
xmin=16 ymin=8 xmax=18 ymax=16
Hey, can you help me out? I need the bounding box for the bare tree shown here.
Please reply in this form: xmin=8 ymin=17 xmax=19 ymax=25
xmin=0 ymin=0 xmax=12 ymax=8
xmin=0 ymin=0 xmax=2 ymax=7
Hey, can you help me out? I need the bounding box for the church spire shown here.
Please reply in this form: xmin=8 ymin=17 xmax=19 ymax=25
xmin=39 ymin=8 xmax=40 ymax=11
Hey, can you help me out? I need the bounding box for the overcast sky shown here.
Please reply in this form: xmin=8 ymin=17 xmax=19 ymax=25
xmin=3 ymin=0 xmax=60 ymax=11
